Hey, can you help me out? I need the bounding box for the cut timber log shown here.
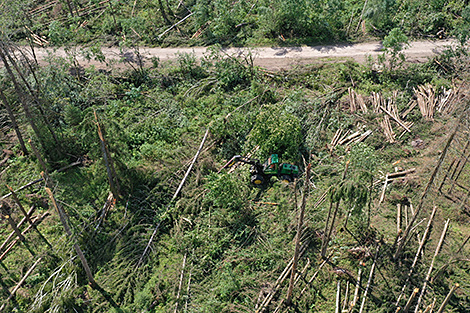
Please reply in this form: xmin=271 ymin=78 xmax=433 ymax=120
xmin=380 ymin=106 xmax=412 ymax=133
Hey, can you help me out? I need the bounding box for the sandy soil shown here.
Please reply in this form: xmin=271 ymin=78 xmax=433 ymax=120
xmin=23 ymin=39 xmax=457 ymax=71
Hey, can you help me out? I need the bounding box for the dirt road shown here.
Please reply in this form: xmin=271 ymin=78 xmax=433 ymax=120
xmin=29 ymin=39 xmax=456 ymax=71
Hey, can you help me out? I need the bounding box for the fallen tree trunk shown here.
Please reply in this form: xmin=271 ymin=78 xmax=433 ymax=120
xmin=0 ymin=257 xmax=42 ymax=312
xmin=138 ymin=128 xmax=210 ymax=268
xmin=414 ymin=219 xmax=450 ymax=313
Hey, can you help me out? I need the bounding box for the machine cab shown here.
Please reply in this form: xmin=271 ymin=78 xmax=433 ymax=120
xmin=263 ymin=154 xmax=279 ymax=175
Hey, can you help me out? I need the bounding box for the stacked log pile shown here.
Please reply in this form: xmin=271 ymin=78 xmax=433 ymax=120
xmin=345 ymin=86 xmax=458 ymax=145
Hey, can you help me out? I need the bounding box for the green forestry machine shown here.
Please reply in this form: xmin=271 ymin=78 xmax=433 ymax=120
xmin=220 ymin=154 xmax=299 ymax=186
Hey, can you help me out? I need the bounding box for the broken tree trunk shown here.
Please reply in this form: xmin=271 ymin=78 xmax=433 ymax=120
xmin=298 ymin=255 xmax=330 ymax=297
xmin=256 ymin=242 xmax=309 ymax=313
xmin=396 ymin=206 xmax=437 ymax=306
xmin=0 ymin=205 xmax=35 ymax=253
xmin=286 ymin=163 xmax=311 ymax=305
xmin=6 ymin=184 xmax=51 ymax=248
xmin=359 ymin=247 xmax=379 ymax=313
xmin=0 ymin=257 xmax=42 ymax=312
xmin=432 ymin=234 xmax=470 ymax=283
xmin=273 ymin=260 xmax=311 ymax=313
xmin=351 ymin=262 xmax=364 ymax=309
xmin=6 ymin=185 xmax=33 ymax=225
xmin=172 ymin=128 xmax=209 ymax=202
xmin=395 ymin=123 xmax=458 ymax=260
xmin=414 ymin=219 xmax=450 ymax=313
xmin=1 ymin=202 xmax=25 ymax=243
xmin=174 ymin=253 xmax=187 ymax=313
xmin=137 ymin=128 xmax=210 ymax=268
xmin=322 ymin=161 xmax=349 ymax=257
xmin=403 ymin=288 xmax=419 ymax=313
xmin=94 ymin=110 xmax=120 ymax=198
xmin=435 ymin=283 xmax=459 ymax=313
xmin=0 ymin=87 xmax=27 ymax=155
xmin=45 ymin=185 xmax=97 ymax=287
xmin=0 ymin=46 xmax=45 ymax=150
xmin=29 ymin=139 xmax=49 ymax=178
xmin=2 ymin=44 xmax=59 ymax=146
xmin=158 ymin=12 xmax=194 ymax=39
xmin=0 ymin=212 xmax=48 ymax=262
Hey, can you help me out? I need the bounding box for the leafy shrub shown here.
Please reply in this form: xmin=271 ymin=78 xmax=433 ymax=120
xmin=246 ymin=103 xmax=303 ymax=162
xmin=48 ymin=21 xmax=72 ymax=45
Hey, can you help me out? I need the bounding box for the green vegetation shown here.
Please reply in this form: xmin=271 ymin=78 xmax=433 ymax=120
xmin=1 ymin=0 xmax=470 ymax=47
xmin=0 ymin=3 xmax=470 ymax=311
xmin=0 ymin=40 xmax=468 ymax=312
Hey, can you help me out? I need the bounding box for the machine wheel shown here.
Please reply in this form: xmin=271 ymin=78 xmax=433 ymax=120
xmin=281 ymin=175 xmax=293 ymax=183
xmin=251 ymin=174 xmax=265 ymax=186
